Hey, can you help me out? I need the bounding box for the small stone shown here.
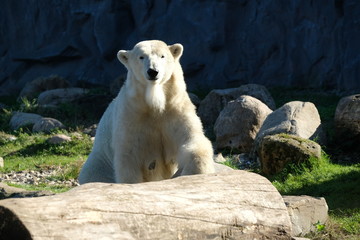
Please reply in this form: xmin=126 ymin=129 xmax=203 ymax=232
xmin=0 ymin=103 xmax=9 ymax=110
xmin=283 ymin=195 xmax=328 ymax=236
xmin=32 ymin=117 xmax=65 ymax=133
xmin=47 ymin=134 xmax=72 ymax=144
xmin=214 ymin=153 xmax=226 ymax=163
xmin=71 ymin=132 xmax=83 ymax=139
xmin=84 ymin=124 xmax=98 ymax=137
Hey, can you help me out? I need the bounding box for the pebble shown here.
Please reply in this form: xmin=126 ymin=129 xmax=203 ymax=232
xmin=0 ymin=168 xmax=79 ymax=187
xmin=47 ymin=134 xmax=72 ymax=144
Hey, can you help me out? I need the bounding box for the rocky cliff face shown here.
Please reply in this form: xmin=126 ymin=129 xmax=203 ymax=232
xmin=0 ymin=0 xmax=359 ymax=95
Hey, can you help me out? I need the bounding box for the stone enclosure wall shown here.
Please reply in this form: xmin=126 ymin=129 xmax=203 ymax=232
xmin=0 ymin=0 xmax=359 ymax=95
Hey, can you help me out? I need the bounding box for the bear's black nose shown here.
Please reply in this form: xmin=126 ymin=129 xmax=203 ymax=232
xmin=147 ymin=68 xmax=159 ymax=80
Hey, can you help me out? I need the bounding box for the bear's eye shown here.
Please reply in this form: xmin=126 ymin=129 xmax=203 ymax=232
xmin=161 ymin=55 xmax=165 ymax=59
xmin=139 ymin=56 xmax=144 ymax=60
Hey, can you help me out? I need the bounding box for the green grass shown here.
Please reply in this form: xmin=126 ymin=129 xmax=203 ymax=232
xmin=7 ymin=182 xmax=72 ymax=194
xmin=0 ymin=130 xmax=91 ymax=192
xmin=0 ymin=131 xmax=91 ymax=172
xmin=272 ymin=154 xmax=360 ymax=209
xmin=272 ymin=152 xmax=360 ymax=239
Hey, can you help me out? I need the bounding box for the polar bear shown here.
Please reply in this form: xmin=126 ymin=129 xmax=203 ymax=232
xmin=78 ymin=40 xmax=215 ymax=184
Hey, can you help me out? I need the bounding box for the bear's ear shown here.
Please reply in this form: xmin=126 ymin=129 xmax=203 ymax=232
xmin=169 ymin=44 xmax=183 ymax=60
xmin=117 ymin=50 xmax=130 ymax=67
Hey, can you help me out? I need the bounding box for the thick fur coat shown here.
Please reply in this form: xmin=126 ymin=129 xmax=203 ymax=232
xmin=79 ymin=40 xmax=214 ymax=184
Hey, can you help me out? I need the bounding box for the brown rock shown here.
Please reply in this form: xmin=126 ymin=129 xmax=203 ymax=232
xmin=188 ymin=92 xmax=201 ymax=108
xmin=214 ymin=95 xmax=272 ymax=152
xmin=198 ymin=84 xmax=275 ymax=127
xmin=259 ymin=134 xmax=322 ymax=175
xmin=18 ymin=75 xmax=70 ymax=100
xmin=252 ymin=101 xmax=323 ymax=158
xmin=37 ymin=88 xmax=89 ymax=107
xmin=334 ymin=94 xmax=360 ymax=148
xmin=283 ymin=195 xmax=328 ymax=237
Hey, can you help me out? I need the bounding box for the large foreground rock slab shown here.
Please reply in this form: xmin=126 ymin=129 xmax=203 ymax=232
xmin=0 ymin=171 xmax=292 ymax=240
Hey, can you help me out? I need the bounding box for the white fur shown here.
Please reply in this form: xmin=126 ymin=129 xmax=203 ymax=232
xmin=78 ymin=40 xmax=214 ymax=184
xmin=145 ymin=83 xmax=166 ymax=113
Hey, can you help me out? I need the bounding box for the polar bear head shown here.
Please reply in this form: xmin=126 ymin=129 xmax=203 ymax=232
xmin=117 ymin=40 xmax=183 ymax=85
xmin=117 ymin=40 xmax=183 ymax=112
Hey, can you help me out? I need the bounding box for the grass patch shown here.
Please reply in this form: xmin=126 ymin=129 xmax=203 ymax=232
xmin=0 ymin=132 xmax=91 ymax=172
xmin=0 ymin=131 xmax=91 ymax=192
xmin=220 ymin=158 xmax=239 ymax=169
xmin=48 ymin=159 xmax=84 ymax=182
xmin=272 ymin=152 xmax=360 ymax=239
xmin=272 ymin=154 xmax=360 ymax=209
xmin=7 ymin=182 xmax=72 ymax=194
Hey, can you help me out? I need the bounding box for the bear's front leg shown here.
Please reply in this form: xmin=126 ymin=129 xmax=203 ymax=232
xmin=113 ymin=152 xmax=143 ymax=183
xmin=176 ymin=135 xmax=215 ymax=176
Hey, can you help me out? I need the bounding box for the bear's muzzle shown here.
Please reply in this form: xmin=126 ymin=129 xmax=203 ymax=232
xmin=147 ymin=68 xmax=159 ymax=81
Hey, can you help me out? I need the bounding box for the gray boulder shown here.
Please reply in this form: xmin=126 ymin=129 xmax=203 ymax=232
xmin=283 ymin=195 xmax=328 ymax=237
xmin=236 ymin=84 xmax=276 ymax=110
xmin=37 ymin=88 xmax=89 ymax=107
xmin=0 ymin=103 xmax=8 ymax=110
xmin=32 ymin=117 xmax=65 ymax=133
xmin=252 ymin=101 xmax=323 ymax=158
xmin=198 ymin=88 xmax=242 ymax=127
xmin=109 ymin=75 xmax=126 ymax=96
xmin=83 ymin=124 xmax=98 ymax=137
xmin=259 ymin=134 xmax=322 ymax=175
xmin=9 ymin=112 xmax=42 ymax=130
xmin=18 ymin=75 xmax=70 ymax=100
xmin=198 ymin=84 xmax=275 ymax=127
xmin=188 ymin=92 xmax=201 ymax=108
xmin=334 ymin=94 xmax=360 ymax=147
xmin=214 ymin=95 xmax=272 ymax=152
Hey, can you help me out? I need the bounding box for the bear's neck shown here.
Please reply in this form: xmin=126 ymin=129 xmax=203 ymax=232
xmin=124 ymin=69 xmax=186 ymax=114
xmin=145 ymin=83 xmax=166 ymax=113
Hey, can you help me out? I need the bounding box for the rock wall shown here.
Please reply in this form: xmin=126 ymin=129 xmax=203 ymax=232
xmin=1 ymin=0 xmax=359 ymax=95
